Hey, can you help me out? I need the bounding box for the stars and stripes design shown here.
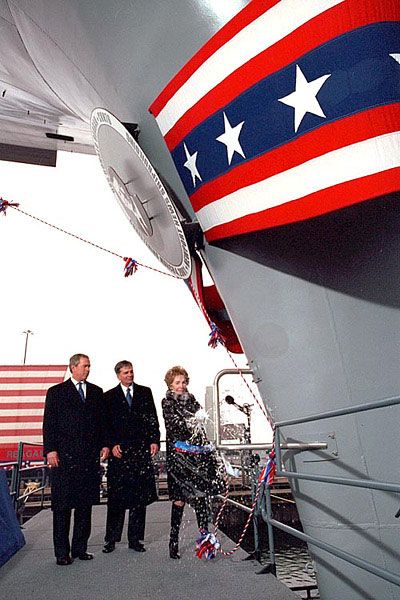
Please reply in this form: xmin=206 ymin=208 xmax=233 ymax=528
xmin=258 ymin=450 xmax=276 ymax=487
xmin=149 ymin=0 xmax=400 ymax=243
xmin=0 ymin=365 xmax=67 ymax=461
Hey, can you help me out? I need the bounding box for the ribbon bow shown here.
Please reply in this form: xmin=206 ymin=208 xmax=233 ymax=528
xmin=123 ymin=257 xmax=138 ymax=277
xmin=195 ymin=529 xmax=221 ymax=560
xmin=258 ymin=450 xmax=276 ymax=487
xmin=0 ymin=198 xmax=19 ymax=215
xmin=208 ymin=322 xmax=226 ymax=348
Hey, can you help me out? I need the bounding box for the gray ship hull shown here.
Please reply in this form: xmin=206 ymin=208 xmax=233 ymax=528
xmin=213 ymin=193 xmax=400 ymax=599
xmin=1 ymin=1 xmax=399 ymax=598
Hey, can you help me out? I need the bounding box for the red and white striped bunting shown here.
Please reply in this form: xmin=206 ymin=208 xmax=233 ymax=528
xmin=0 ymin=365 xmax=67 ymax=461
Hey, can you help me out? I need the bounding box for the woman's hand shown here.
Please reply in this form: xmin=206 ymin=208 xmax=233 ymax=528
xmin=194 ymin=408 xmax=208 ymax=424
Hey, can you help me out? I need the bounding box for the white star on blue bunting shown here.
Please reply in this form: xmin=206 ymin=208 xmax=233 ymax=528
xmin=278 ymin=64 xmax=331 ymax=133
xmin=183 ymin=142 xmax=202 ymax=187
xmin=177 ymin=38 xmax=400 ymax=192
xmin=216 ymin=112 xmax=246 ymax=165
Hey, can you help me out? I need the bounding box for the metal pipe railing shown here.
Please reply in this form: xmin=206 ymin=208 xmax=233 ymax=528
xmin=8 ymin=463 xmax=19 ymax=499
xmin=263 ymin=486 xmax=276 ymax=574
xmin=40 ymin=463 xmax=47 ymax=508
xmin=275 ymin=394 xmax=400 ymax=428
xmin=216 ymin=442 xmax=327 ymax=452
xmin=213 ymin=368 xmax=254 ymax=447
xmin=215 ymin=494 xmax=253 ymax=513
xmin=262 ymin=509 xmax=400 ymax=587
xmin=275 ymin=469 xmax=400 ymax=494
xmin=14 ymin=442 xmax=24 ymax=510
xmin=251 ymin=471 xmax=261 ymax=560
xmin=267 ymin=394 xmax=400 ymax=589
xmin=274 ymin=429 xmax=400 ymax=493
xmin=16 ymin=465 xmax=48 ymax=503
xmin=4 ymin=442 xmax=49 ymax=512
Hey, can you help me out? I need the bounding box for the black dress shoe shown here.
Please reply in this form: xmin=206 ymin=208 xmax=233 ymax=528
xmin=128 ymin=542 xmax=146 ymax=552
xmin=75 ymin=552 xmax=94 ymax=560
xmin=56 ymin=556 xmax=73 ymax=566
xmin=102 ymin=542 xmax=115 ymax=554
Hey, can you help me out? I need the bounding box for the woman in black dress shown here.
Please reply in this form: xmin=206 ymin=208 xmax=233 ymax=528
xmin=162 ymin=365 xmax=223 ymax=559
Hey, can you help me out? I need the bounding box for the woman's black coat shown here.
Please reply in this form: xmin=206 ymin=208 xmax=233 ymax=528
xmin=105 ymin=383 xmax=160 ymax=508
xmin=162 ymin=391 xmax=224 ymax=501
xmin=43 ymin=379 xmax=106 ymax=510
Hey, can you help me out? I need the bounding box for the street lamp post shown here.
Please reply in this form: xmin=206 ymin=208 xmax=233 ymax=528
xmin=22 ymin=330 xmax=34 ymax=365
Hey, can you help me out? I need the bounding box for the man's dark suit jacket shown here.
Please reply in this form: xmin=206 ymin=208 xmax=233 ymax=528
xmin=105 ymin=383 xmax=160 ymax=508
xmin=43 ymin=378 xmax=105 ymax=509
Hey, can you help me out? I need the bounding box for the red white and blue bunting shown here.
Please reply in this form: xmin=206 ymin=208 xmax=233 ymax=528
xmin=150 ymin=0 xmax=400 ymax=243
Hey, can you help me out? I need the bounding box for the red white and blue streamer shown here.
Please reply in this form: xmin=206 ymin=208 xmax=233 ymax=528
xmin=123 ymin=257 xmax=138 ymax=277
xmin=258 ymin=450 xmax=276 ymax=487
xmin=195 ymin=529 xmax=221 ymax=560
xmin=174 ymin=440 xmax=214 ymax=454
xmin=208 ymin=322 xmax=225 ymax=348
xmin=0 ymin=198 xmax=19 ymax=215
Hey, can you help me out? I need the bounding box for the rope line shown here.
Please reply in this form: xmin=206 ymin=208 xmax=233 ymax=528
xmin=187 ymin=276 xmax=213 ymax=327
xmin=214 ymin=475 xmax=265 ymax=557
xmin=226 ymin=348 xmax=272 ymax=423
xmin=8 ymin=204 xmax=180 ymax=279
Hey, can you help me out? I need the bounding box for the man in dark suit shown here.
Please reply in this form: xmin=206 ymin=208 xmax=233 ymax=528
xmin=102 ymin=360 xmax=160 ymax=554
xmin=43 ymin=353 xmax=109 ymax=566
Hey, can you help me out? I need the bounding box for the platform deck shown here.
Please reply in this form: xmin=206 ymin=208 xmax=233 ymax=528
xmin=0 ymin=502 xmax=299 ymax=600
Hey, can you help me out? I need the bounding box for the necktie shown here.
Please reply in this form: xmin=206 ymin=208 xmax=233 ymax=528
xmin=126 ymin=387 xmax=132 ymax=408
xmin=78 ymin=381 xmax=85 ymax=402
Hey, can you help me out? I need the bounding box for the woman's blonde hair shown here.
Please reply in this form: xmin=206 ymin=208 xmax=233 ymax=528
xmin=164 ymin=365 xmax=189 ymax=388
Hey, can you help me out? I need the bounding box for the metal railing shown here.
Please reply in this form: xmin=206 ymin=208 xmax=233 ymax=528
xmin=212 ymin=368 xmax=400 ymax=592
xmin=0 ymin=442 xmax=49 ymax=518
xmin=213 ymin=368 xmax=328 ymax=487
xmin=260 ymin=394 xmax=400 ymax=588
xmin=3 ymin=442 xmax=169 ymax=519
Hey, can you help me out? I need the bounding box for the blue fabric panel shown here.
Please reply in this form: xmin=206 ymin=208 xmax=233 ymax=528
xmin=0 ymin=470 xmax=25 ymax=568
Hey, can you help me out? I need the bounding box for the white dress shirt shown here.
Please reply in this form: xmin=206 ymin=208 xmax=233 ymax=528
xmin=121 ymin=383 xmax=134 ymax=397
xmin=71 ymin=377 xmax=86 ymax=399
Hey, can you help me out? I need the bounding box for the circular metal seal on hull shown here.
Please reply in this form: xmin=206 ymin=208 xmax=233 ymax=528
xmin=91 ymin=108 xmax=192 ymax=279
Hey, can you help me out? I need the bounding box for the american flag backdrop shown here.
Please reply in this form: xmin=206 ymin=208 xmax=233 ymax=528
xmin=0 ymin=365 xmax=67 ymax=462
xmin=149 ymin=0 xmax=400 ymax=243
